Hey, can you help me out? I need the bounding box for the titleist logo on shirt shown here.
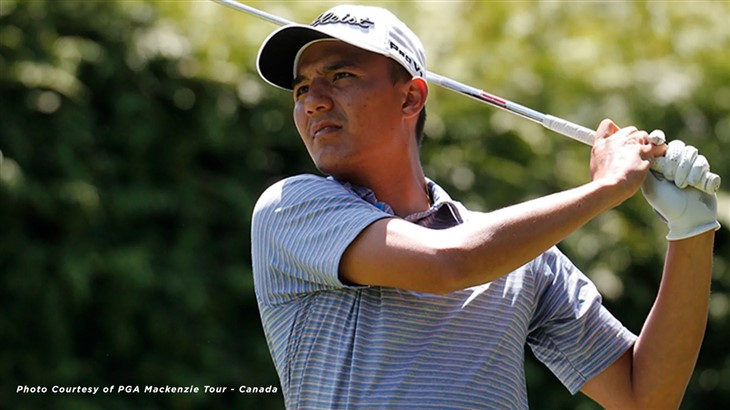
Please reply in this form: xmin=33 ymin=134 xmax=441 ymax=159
xmin=312 ymin=12 xmax=375 ymax=30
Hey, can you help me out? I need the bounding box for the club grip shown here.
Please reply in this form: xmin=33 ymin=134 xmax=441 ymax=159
xmin=542 ymin=115 xmax=721 ymax=194
xmin=542 ymin=115 xmax=596 ymax=146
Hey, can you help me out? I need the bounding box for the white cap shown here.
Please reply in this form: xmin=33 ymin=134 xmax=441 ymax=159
xmin=257 ymin=5 xmax=426 ymax=91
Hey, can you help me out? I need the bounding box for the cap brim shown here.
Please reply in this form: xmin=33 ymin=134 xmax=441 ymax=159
xmin=257 ymin=25 xmax=334 ymax=91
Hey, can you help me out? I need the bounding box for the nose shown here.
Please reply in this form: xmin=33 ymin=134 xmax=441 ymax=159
xmin=303 ymin=78 xmax=333 ymax=115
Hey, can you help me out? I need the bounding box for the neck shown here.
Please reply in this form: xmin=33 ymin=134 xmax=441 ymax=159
xmin=339 ymin=152 xmax=430 ymax=217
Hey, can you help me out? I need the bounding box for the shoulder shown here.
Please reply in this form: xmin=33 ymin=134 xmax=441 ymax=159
xmin=254 ymin=174 xmax=346 ymax=212
xmin=256 ymin=173 xmax=334 ymax=200
xmin=252 ymin=174 xmax=385 ymax=230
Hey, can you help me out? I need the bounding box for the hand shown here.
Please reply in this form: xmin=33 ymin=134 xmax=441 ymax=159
xmin=641 ymin=170 xmax=720 ymax=241
xmin=647 ymin=130 xmax=712 ymax=190
xmin=590 ymin=119 xmax=663 ymax=202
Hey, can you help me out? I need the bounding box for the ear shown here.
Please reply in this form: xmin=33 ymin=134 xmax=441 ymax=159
xmin=402 ymin=77 xmax=428 ymax=119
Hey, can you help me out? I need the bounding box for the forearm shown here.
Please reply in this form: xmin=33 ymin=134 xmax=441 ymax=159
xmin=446 ymin=178 xmax=628 ymax=290
xmin=631 ymin=231 xmax=714 ymax=408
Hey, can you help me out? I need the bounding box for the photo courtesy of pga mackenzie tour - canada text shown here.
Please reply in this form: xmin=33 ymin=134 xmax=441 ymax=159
xmin=16 ymin=384 xmax=279 ymax=395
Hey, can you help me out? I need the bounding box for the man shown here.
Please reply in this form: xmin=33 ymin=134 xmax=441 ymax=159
xmin=251 ymin=5 xmax=720 ymax=409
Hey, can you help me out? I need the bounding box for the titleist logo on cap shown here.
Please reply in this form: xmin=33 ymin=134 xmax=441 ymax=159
xmin=312 ymin=12 xmax=375 ymax=30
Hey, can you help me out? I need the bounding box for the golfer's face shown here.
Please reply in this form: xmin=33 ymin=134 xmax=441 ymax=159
xmin=292 ymin=40 xmax=406 ymax=179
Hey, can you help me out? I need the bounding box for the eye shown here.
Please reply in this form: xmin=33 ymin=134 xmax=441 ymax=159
xmin=294 ymin=85 xmax=309 ymax=98
xmin=333 ymin=72 xmax=353 ymax=81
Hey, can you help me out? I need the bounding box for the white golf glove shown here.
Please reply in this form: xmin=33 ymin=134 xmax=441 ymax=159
xmin=648 ymin=130 xmax=711 ymax=190
xmin=641 ymin=170 xmax=720 ymax=241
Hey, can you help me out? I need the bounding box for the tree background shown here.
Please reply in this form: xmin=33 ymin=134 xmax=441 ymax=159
xmin=1 ymin=0 xmax=728 ymax=409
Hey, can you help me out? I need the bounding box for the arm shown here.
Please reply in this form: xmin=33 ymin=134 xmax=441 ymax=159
xmin=340 ymin=120 xmax=661 ymax=294
xmin=581 ymin=230 xmax=714 ymax=409
xmin=581 ymin=147 xmax=720 ymax=408
xmin=342 ymin=180 xmax=629 ymax=294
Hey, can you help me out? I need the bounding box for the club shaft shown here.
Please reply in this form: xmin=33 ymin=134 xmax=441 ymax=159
xmin=214 ymin=0 xmax=293 ymax=26
xmin=426 ymin=72 xmax=595 ymax=145
xmin=212 ymin=0 xmax=720 ymax=194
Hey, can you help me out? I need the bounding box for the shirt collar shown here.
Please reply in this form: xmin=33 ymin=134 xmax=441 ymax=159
xmin=331 ymin=177 xmax=464 ymax=228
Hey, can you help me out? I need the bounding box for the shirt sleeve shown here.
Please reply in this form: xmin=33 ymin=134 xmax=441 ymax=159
xmin=251 ymin=174 xmax=391 ymax=305
xmin=526 ymin=247 xmax=637 ymax=394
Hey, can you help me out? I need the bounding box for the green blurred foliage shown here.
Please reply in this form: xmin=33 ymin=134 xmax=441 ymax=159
xmin=0 ymin=0 xmax=727 ymax=409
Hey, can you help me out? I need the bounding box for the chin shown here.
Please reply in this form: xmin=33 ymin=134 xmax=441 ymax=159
xmin=313 ymin=156 xmax=343 ymax=174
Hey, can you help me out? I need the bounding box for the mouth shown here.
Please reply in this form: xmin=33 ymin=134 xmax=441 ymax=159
xmin=311 ymin=122 xmax=342 ymax=139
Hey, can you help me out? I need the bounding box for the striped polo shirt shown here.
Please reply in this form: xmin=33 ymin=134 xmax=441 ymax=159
xmin=251 ymin=174 xmax=636 ymax=409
